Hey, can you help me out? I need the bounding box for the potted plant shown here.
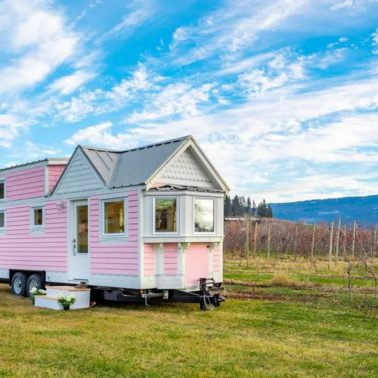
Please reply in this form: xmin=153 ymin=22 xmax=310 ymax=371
xmin=30 ymin=287 xmax=46 ymax=305
xmin=57 ymin=294 xmax=76 ymax=310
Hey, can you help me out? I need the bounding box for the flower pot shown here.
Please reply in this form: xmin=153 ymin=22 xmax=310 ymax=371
xmin=62 ymin=304 xmax=70 ymax=311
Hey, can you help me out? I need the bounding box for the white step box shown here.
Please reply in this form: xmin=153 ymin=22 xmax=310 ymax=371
xmin=34 ymin=285 xmax=91 ymax=310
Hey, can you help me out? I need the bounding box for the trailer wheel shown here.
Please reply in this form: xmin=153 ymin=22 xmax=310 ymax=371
xmin=26 ymin=274 xmax=43 ymax=297
xmin=10 ymin=272 xmax=27 ymax=296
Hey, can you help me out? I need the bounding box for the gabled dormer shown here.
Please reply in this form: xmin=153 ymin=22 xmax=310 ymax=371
xmin=53 ymin=147 xmax=106 ymax=195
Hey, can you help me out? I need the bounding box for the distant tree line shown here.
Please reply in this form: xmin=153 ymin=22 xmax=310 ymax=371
xmin=224 ymin=195 xmax=273 ymax=218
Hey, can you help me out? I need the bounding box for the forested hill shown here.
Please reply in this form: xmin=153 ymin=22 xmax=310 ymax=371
xmin=271 ymin=195 xmax=378 ymax=226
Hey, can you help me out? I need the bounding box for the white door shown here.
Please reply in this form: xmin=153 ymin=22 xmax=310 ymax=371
xmin=71 ymin=200 xmax=89 ymax=280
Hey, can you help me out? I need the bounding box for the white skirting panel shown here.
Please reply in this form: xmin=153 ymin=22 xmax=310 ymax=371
xmin=0 ymin=269 xmax=9 ymax=279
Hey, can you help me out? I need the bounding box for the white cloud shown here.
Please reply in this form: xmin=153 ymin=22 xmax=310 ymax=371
xmin=314 ymin=48 xmax=347 ymax=69
xmin=372 ymin=28 xmax=378 ymax=54
xmin=330 ymin=0 xmax=365 ymax=10
xmin=237 ymin=51 xmax=305 ymax=96
xmin=127 ymin=83 xmax=214 ymax=123
xmin=9 ymin=141 xmax=59 ymax=160
xmin=0 ymin=0 xmax=78 ymax=95
xmin=65 ymin=121 xmax=134 ymax=149
xmin=0 ymin=114 xmax=26 ymax=148
xmin=80 ymin=74 xmax=378 ymax=202
xmin=49 ymin=71 xmax=95 ymax=95
xmin=100 ymin=0 xmax=161 ymax=41
xmin=169 ymin=0 xmax=307 ymax=66
xmin=55 ymin=65 xmax=162 ymax=122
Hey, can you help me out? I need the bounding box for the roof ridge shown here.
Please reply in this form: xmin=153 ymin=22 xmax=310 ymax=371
xmin=0 ymin=158 xmax=49 ymax=172
xmin=80 ymin=135 xmax=192 ymax=154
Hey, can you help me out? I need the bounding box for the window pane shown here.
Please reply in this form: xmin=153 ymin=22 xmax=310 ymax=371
xmin=34 ymin=208 xmax=43 ymax=226
xmin=155 ymin=198 xmax=176 ymax=232
xmin=104 ymin=201 xmax=124 ymax=234
xmin=0 ymin=182 xmax=4 ymax=199
xmin=77 ymin=205 xmax=88 ymax=253
xmin=195 ymin=199 xmax=214 ymax=232
xmin=0 ymin=212 xmax=4 ymax=228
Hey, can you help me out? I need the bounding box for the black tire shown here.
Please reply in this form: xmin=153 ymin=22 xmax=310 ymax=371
xmin=10 ymin=272 xmax=27 ymax=296
xmin=26 ymin=274 xmax=43 ymax=297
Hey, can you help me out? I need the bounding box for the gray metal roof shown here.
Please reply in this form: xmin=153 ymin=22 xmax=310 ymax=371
xmin=81 ymin=148 xmax=119 ymax=185
xmin=81 ymin=136 xmax=190 ymax=188
xmin=0 ymin=158 xmax=69 ymax=173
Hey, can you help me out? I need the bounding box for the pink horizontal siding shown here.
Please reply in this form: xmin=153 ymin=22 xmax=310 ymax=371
xmin=2 ymin=166 xmax=46 ymax=201
xmin=48 ymin=165 xmax=66 ymax=192
xmin=186 ymin=243 xmax=210 ymax=286
xmin=164 ymin=243 xmax=178 ymax=275
xmin=89 ymin=191 xmax=139 ymax=275
xmin=0 ymin=202 xmax=68 ymax=271
xmin=213 ymin=245 xmax=221 ymax=272
xmin=144 ymin=244 xmax=155 ymax=275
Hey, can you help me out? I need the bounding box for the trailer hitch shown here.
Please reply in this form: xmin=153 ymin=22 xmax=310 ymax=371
xmin=199 ymin=278 xmax=225 ymax=311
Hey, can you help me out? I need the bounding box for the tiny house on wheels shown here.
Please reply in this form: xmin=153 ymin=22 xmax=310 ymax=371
xmin=0 ymin=136 xmax=229 ymax=309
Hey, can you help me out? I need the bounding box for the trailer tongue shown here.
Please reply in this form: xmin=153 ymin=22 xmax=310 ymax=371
xmin=170 ymin=278 xmax=225 ymax=310
xmin=101 ymin=278 xmax=225 ymax=310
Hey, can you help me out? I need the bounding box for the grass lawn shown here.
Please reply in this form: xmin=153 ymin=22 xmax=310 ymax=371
xmin=0 ymin=259 xmax=377 ymax=377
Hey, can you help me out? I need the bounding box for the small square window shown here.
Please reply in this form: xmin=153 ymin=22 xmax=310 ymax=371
xmin=33 ymin=208 xmax=44 ymax=227
xmin=104 ymin=200 xmax=125 ymax=234
xmin=0 ymin=181 xmax=5 ymax=200
xmin=0 ymin=212 xmax=4 ymax=228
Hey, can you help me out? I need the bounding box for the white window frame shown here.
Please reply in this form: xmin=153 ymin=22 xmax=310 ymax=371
xmin=193 ymin=197 xmax=216 ymax=235
xmin=0 ymin=180 xmax=5 ymax=201
xmin=101 ymin=197 xmax=128 ymax=239
xmin=153 ymin=196 xmax=179 ymax=235
xmin=0 ymin=210 xmax=5 ymax=232
xmin=31 ymin=206 xmax=44 ymax=231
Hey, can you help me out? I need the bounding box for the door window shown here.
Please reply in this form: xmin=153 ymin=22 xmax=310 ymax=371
xmin=77 ymin=205 xmax=88 ymax=253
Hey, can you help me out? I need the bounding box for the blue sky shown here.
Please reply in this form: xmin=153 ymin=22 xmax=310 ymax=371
xmin=0 ymin=0 xmax=377 ymax=202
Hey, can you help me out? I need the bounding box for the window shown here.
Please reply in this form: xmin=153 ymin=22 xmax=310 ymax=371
xmin=32 ymin=207 xmax=44 ymax=228
xmin=155 ymin=198 xmax=177 ymax=233
xmin=0 ymin=181 xmax=4 ymax=200
xmin=104 ymin=200 xmax=125 ymax=234
xmin=194 ymin=198 xmax=214 ymax=232
xmin=77 ymin=205 xmax=88 ymax=253
xmin=0 ymin=211 xmax=4 ymax=229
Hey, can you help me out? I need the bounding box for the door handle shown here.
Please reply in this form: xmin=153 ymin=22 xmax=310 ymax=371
xmin=73 ymin=238 xmax=77 ymax=256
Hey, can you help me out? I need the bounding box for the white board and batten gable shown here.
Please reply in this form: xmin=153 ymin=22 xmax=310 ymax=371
xmin=54 ymin=147 xmax=105 ymax=195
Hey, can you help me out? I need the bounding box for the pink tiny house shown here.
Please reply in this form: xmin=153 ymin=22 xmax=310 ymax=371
xmin=0 ymin=136 xmax=229 ymax=309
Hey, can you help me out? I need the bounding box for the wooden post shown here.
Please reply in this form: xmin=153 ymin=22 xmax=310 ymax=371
xmin=374 ymin=225 xmax=377 ymax=257
xmin=267 ymin=223 xmax=271 ymax=260
xmin=293 ymin=224 xmax=298 ymax=260
xmin=335 ymin=218 xmax=341 ymax=265
xmin=343 ymin=224 xmax=347 ymax=260
xmin=253 ymin=221 xmax=258 ymax=259
xmin=328 ymin=221 xmax=334 ymax=269
xmin=351 ymin=221 xmax=356 ymax=258
xmin=311 ymin=221 xmax=316 ymax=263
xmin=245 ymin=215 xmax=250 ymax=267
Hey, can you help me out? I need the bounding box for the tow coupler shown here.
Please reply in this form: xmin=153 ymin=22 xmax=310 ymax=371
xmin=170 ymin=278 xmax=225 ymax=311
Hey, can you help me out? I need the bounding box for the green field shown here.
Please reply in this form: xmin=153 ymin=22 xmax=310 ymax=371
xmin=0 ymin=258 xmax=377 ymax=377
